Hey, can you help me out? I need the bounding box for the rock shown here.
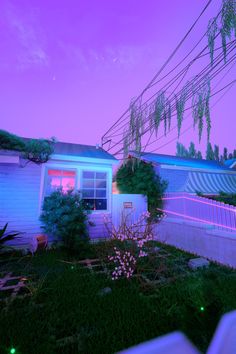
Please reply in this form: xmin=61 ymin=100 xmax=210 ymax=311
xmin=188 ymin=257 xmax=210 ymax=270
xmin=98 ymin=287 xmax=112 ymax=296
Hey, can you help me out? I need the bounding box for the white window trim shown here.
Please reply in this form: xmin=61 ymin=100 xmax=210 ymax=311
xmin=39 ymin=163 xmax=112 ymax=215
xmin=80 ymin=166 xmax=111 ymax=214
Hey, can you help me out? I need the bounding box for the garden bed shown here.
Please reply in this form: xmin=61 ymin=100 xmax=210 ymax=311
xmin=0 ymin=243 xmax=236 ymax=354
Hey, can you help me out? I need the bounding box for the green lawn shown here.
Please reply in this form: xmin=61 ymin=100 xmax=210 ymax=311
xmin=0 ymin=243 xmax=236 ymax=354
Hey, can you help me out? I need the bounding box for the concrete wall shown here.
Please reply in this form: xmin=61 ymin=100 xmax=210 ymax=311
xmin=155 ymin=218 xmax=236 ymax=268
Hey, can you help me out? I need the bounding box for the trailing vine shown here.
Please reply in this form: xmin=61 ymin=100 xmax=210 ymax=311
xmin=207 ymin=0 xmax=236 ymax=63
xmin=192 ymin=78 xmax=211 ymax=142
xmin=176 ymin=83 xmax=188 ymax=137
xmin=153 ymin=91 xmax=165 ymax=135
xmin=207 ymin=17 xmax=218 ymax=65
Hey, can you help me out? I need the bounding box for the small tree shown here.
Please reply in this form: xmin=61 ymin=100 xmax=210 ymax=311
xmin=214 ymin=144 xmax=220 ymax=161
xmin=188 ymin=142 xmax=197 ymax=158
xmin=116 ymin=158 xmax=168 ymax=218
xmin=40 ymin=189 xmax=89 ymax=253
xmin=206 ymin=142 xmax=215 ymax=160
xmin=223 ymin=147 xmax=228 ymax=161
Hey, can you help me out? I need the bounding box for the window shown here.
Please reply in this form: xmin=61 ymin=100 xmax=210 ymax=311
xmin=82 ymin=171 xmax=107 ymax=210
xmin=45 ymin=169 xmax=76 ymax=196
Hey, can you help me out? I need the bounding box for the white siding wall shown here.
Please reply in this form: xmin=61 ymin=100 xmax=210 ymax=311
xmin=0 ymin=162 xmax=42 ymax=236
xmin=0 ymin=159 xmax=114 ymax=244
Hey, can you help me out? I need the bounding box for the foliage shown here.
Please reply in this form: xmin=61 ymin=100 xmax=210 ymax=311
xmin=206 ymin=142 xmax=215 ymax=160
xmin=176 ymin=84 xmax=188 ymax=137
xmin=192 ymin=78 xmax=211 ymax=142
xmin=207 ymin=17 xmax=218 ymax=65
xmin=153 ymin=91 xmax=166 ymax=135
xmin=0 ymin=223 xmax=22 ymax=251
xmin=221 ymin=0 xmax=236 ymax=61
xmin=0 ymin=130 xmax=26 ymax=151
xmin=176 ymin=141 xmax=202 ymax=159
xmin=207 ymin=0 xmax=236 ymax=63
xmin=214 ymin=145 xmax=220 ymax=161
xmin=23 ymin=138 xmax=56 ymax=164
xmin=116 ymin=158 xmax=168 ymax=218
xmin=104 ymin=211 xmax=154 ymax=280
xmin=40 ymin=189 xmax=89 ymax=253
xmin=0 ymin=130 xmax=55 ymax=164
xmin=205 ymin=192 xmax=236 ymax=206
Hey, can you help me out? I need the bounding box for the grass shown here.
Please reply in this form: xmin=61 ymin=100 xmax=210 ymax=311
xmin=0 ymin=243 xmax=236 ymax=354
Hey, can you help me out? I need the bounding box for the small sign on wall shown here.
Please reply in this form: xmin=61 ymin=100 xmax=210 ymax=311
xmin=123 ymin=202 xmax=133 ymax=208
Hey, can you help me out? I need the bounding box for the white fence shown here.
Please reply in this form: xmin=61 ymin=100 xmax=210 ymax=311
xmin=159 ymin=193 xmax=236 ymax=232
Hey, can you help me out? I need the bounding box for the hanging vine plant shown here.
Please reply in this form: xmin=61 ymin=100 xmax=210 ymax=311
xmin=192 ymin=77 xmax=211 ymax=142
xmin=176 ymin=83 xmax=188 ymax=137
xmin=152 ymin=91 xmax=165 ymax=135
xmin=207 ymin=0 xmax=236 ymax=64
xmin=207 ymin=17 xmax=218 ymax=65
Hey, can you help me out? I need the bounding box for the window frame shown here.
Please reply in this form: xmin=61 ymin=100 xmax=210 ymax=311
xmin=43 ymin=166 xmax=78 ymax=198
xmin=81 ymin=169 xmax=109 ymax=211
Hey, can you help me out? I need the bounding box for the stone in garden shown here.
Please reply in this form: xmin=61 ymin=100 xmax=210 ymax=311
xmin=188 ymin=257 xmax=209 ymax=270
xmin=98 ymin=287 xmax=112 ymax=296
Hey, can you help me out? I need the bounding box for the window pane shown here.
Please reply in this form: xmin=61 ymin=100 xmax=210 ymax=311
xmin=61 ymin=177 xmax=75 ymax=191
xmin=95 ymin=180 xmax=106 ymax=188
xmin=83 ymin=171 xmax=95 ymax=179
xmin=83 ymin=199 xmax=95 ymax=210
xmin=49 ymin=177 xmax=61 ymax=188
xmin=96 ymin=172 xmax=107 ymax=179
xmin=95 ymin=199 xmax=107 ymax=210
xmin=82 ymin=189 xmax=94 ymax=198
xmin=83 ymin=179 xmax=94 ymax=188
xmin=95 ymin=189 xmax=106 ymax=198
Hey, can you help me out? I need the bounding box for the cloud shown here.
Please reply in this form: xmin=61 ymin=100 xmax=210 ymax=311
xmin=4 ymin=1 xmax=49 ymax=69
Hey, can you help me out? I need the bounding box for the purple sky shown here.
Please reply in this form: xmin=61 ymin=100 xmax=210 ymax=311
xmin=0 ymin=0 xmax=235 ymax=157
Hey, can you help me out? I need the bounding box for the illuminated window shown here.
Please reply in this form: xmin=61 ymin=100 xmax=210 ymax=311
xmin=82 ymin=171 xmax=107 ymax=210
xmin=45 ymin=169 xmax=76 ymax=195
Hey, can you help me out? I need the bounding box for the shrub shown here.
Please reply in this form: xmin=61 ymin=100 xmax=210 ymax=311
xmin=0 ymin=129 xmax=55 ymax=164
xmin=116 ymin=158 xmax=168 ymax=218
xmin=0 ymin=223 xmax=22 ymax=251
xmin=40 ymin=189 xmax=89 ymax=253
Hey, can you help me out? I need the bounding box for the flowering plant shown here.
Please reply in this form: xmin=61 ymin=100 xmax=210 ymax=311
xmin=104 ymin=210 xmax=154 ymax=280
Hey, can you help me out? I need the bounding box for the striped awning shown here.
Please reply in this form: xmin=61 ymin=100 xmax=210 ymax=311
xmin=185 ymin=171 xmax=236 ymax=194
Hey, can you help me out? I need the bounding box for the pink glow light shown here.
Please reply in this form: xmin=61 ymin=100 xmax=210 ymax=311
xmin=156 ymin=208 xmax=236 ymax=232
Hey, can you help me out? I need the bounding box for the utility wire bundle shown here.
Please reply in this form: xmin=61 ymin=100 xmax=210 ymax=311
xmin=101 ymin=0 xmax=236 ymax=160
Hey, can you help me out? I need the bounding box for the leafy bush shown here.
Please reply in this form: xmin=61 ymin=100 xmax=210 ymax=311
xmin=116 ymin=158 xmax=168 ymax=218
xmin=0 ymin=129 xmax=55 ymax=164
xmin=0 ymin=129 xmax=26 ymax=151
xmin=40 ymin=189 xmax=89 ymax=253
xmin=206 ymin=192 xmax=236 ymax=207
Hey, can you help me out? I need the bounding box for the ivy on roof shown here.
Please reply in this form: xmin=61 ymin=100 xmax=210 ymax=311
xmin=0 ymin=130 xmax=56 ymax=164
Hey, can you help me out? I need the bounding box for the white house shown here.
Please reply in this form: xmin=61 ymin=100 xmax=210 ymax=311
xmin=0 ymin=141 xmax=120 ymax=244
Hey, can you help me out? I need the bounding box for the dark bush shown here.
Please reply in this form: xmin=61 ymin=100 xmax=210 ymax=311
xmin=40 ymin=189 xmax=89 ymax=253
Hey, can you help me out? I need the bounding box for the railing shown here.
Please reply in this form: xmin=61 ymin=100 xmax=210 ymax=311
xmin=157 ymin=193 xmax=236 ymax=232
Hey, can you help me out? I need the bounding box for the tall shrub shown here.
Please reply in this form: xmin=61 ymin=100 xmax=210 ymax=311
xmin=40 ymin=189 xmax=89 ymax=252
xmin=116 ymin=158 xmax=168 ymax=218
